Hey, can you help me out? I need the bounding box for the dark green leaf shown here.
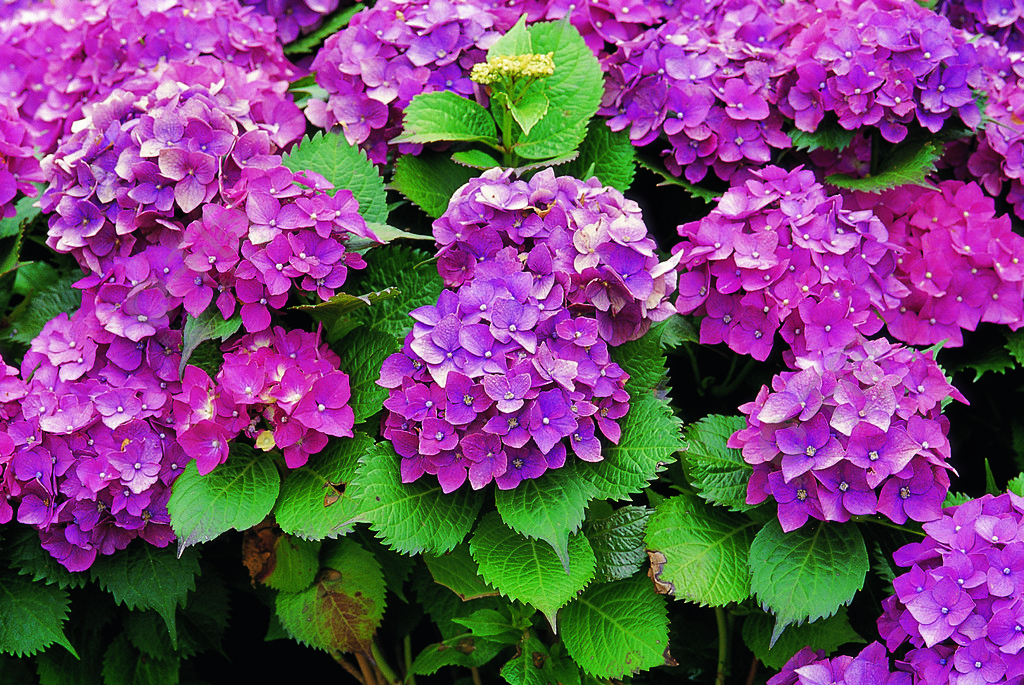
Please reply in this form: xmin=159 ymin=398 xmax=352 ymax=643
xmin=825 ymin=137 xmax=941 ymax=193
xmin=501 ymin=635 xmax=581 ymax=685
xmin=274 ymin=432 xmax=374 ymax=541
xmin=584 ymin=506 xmax=650 ymax=584
xmin=682 ymin=415 xmax=755 ymax=512
xmin=6 ymin=272 xmax=81 ymax=346
xmin=4 ymin=525 xmax=87 ymax=589
xmin=335 ymin=328 xmax=398 ymax=423
xmin=101 ymin=634 xmax=178 ymax=685
xmin=742 ymin=607 xmax=864 ymax=670
xmin=167 ymin=444 xmax=281 ymax=552
xmin=283 ymin=4 xmax=365 ymax=55
xmin=423 ymin=543 xmax=498 ymax=601
xmin=178 ymin=310 xmax=241 ymax=377
xmin=1007 ymin=330 xmax=1024 ymax=366
xmin=560 ymin=125 xmax=636 ymax=192
xmin=611 ymin=325 xmax=668 ymax=396
xmin=636 ymin=153 xmax=720 ymax=203
xmin=346 ymin=245 xmax=444 ymax=340
xmin=282 ymin=131 xmax=389 ymax=224
xmin=392 ymin=152 xmax=480 ymax=218
xmin=788 ymin=121 xmax=856 ymax=152
xmin=0 ymin=567 xmax=75 ymax=657
xmin=411 ymin=633 xmax=506 ymax=676
xmin=393 ymin=91 xmax=499 ymax=146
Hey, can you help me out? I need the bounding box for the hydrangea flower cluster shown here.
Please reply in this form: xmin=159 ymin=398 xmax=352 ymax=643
xmin=939 ymin=0 xmax=1024 ymax=53
xmin=767 ymin=642 xmax=910 ymax=685
xmin=0 ymin=0 xmax=296 ymax=154
xmin=240 ymin=0 xmax=340 ymax=44
xmin=41 ymin=58 xmax=373 ymax=331
xmin=844 ymin=180 xmax=1024 ymax=347
xmin=0 ymin=100 xmax=43 ymax=218
xmin=0 ymin=354 xmax=29 ymax=525
xmin=307 ymin=0 xmax=515 ymax=164
xmin=377 ymin=168 xmax=679 ymax=492
xmin=174 ymin=327 xmax=354 ymax=474
xmin=600 ymin=0 xmax=983 ymax=184
xmin=6 ymin=301 xmax=184 ymax=572
xmin=434 ymin=167 xmax=679 ymax=346
xmin=672 ymin=165 xmax=899 ymax=362
xmin=878 ymin=492 xmax=1024 ymax=684
xmin=599 ymin=0 xmax=795 ymax=183
xmin=730 ymin=337 xmax=964 ymax=532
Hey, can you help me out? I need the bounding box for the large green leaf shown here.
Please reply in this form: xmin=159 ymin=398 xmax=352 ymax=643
xmin=423 ymin=543 xmax=498 ymax=601
xmin=470 ymin=512 xmax=595 ymax=628
xmin=167 ymin=444 xmax=281 ymax=552
xmin=4 ymin=525 xmax=87 ymax=589
xmin=0 ymin=567 xmax=75 ymax=657
xmin=347 ymin=441 xmax=483 ymax=554
xmin=392 ymin=91 xmax=499 ymax=146
xmin=392 ymin=152 xmax=479 ymax=219
xmin=346 ymin=245 xmax=444 ymax=340
xmin=560 ymin=125 xmax=636 ymax=192
xmin=584 ymin=506 xmax=650 ymax=584
xmin=495 ymin=463 xmax=596 ymax=572
xmin=742 ymin=606 xmax=864 ymax=670
xmin=825 ymin=137 xmax=941 ymax=193
xmin=411 ymin=633 xmax=506 ymax=676
xmin=335 ymin=328 xmax=398 ymax=423
xmin=560 ymin=575 xmax=671 ymax=680
xmin=645 ymin=494 xmax=755 ymax=606
xmin=101 ymin=633 xmax=178 ymax=685
xmin=611 ymin=324 xmax=668 ymax=396
xmin=682 ymin=415 xmax=755 ymax=512
xmin=788 ymin=120 xmax=856 ymax=152
xmin=580 ymin=392 xmax=682 ymax=500
xmin=274 ymin=432 xmax=374 ymax=541
xmin=514 ymin=19 xmax=603 ymax=160
xmin=178 ymin=309 xmax=241 ymax=377
xmin=282 ymin=130 xmax=389 ymax=224
xmin=501 ymin=635 xmax=581 ymax=685
xmin=90 ymin=544 xmax=200 ymax=648
xmin=275 ymin=538 xmax=386 ymax=655
xmin=749 ymin=520 xmax=869 ymax=645
xmin=6 ymin=272 xmax=81 ymax=346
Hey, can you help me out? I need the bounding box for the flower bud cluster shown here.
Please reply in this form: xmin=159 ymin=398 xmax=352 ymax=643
xmin=174 ymin=327 xmax=354 ymax=474
xmin=307 ymin=0 xmax=512 ymax=163
xmin=731 ymin=337 xmax=964 ymax=532
xmin=0 ymin=0 xmax=296 ymax=155
xmin=41 ymin=59 xmax=374 ymax=333
xmin=434 ymin=167 xmax=679 ymax=346
xmin=768 ymin=642 xmax=910 ymax=685
xmin=672 ymin=165 xmax=899 ymax=362
xmin=878 ymin=492 xmax=1024 ymax=684
xmin=470 ymin=52 xmax=555 ymax=84
xmin=844 ymin=180 xmax=1024 ymax=347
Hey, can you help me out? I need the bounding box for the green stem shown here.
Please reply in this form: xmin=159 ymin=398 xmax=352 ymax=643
xmin=404 ymin=635 xmax=415 ymax=685
xmin=371 ymin=640 xmax=400 ymax=684
xmin=850 ymin=515 xmax=926 ymax=537
xmin=715 ymin=606 xmax=728 ymax=685
xmin=501 ymin=103 xmax=514 ymax=167
xmin=712 ymin=357 xmax=757 ymax=399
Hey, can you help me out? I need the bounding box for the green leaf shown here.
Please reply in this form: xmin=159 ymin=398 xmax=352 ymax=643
xmin=178 ymin=310 xmax=241 ymax=377
xmin=495 ymin=465 xmax=596 ymax=572
xmin=334 ymin=328 xmax=398 ymax=423
xmin=0 ymin=567 xmax=75 ymax=657
xmin=423 ymin=543 xmax=499 ymax=601
xmin=580 ymin=392 xmax=682 ymax=501
xmin=393 ymin=91 xmax=499 ymax=146
xmin=749 ymin=519 xmax=869 ymax=645
xmin=636 ymin=153 xmax=721 ymax=203
xmin=788 ymin=121 xmax=856 ymax=152
xmin=986 ymin=458 xmax=1000 ymax=495
xmin=451 ymin=149 xmax=503 ymax=169
xmin=452 ymin=608 xmax=523 ymax=643
xmin=0 ymin=191 xmax=41 ymax=240
xmin=392 ymin=152 xmax=480 ymax=218
xmin=947 ymin=344 xmax=1016 ymax=382
xmin=263 ymin=536 xmax=321 ymax=593
xmin=513 ymin=19 xmax=603 ymax=160
xmin=6 ymin=272 xmax=81 ymax=346
xmin=274 ymin=432 xmax=374 ymax=541
xmin=1009 ymin=473 xmax=1024 ymax=497
xmin=283 ymin=3 xmax=365 ymax=55
xmin=470 ymin=512 xmax=595 ymax=629
xmin=682 ymin=415 xmax=755 ymax=512
xmin=102 ymin=634 xmax=178 ymax=685
xmin=345 ymin=245 xmax=444 ymax=339
xmin=488 ymin=14 xmax=532 ymax=58
xmin=295 ymin=287 xmax=400 ymax=342
xmin=742 ymin=606 xmax=864 ymax=670
xmin=91 ymin=543 xmax=200 ymax=648
xmin=347 ymin=441 xmax=484 ymax=554
xmin=282 ymin=130 xmax=389 ymax=224
xmin=505 ymin=90 xmax=550 ymax=137
xmin=560 ymin=125 xmax=636 ymax=192
xmin=943 ymin=491 xmax=972 ymax=508
xmin=124 ymin=572 xmax=231 ymax=661
xmin=659 ymin=314 xmax=700 ymax=348
xmin=645 ymin=493 xmax=755 ymax=606
xmin=411 ymin=633 xmax=506 ymax=676
xmin=275 ymin=538 xmax=386 ymax=655
xmin=1007 ymin=330 xmax=1024 ymax=366
xmin=560 ymin=575 xmax=671 ymax=679
xmin=584 ymin=506 xmax=650 ymax=584
xmin=825 ymin=137 xmax=941 ymax=193
xmin=611 ymin=325 xmax=668 ymax=395
xmin=167 ymin=443 xmax=281 ymax=552
xmin=4 ymin=525 xmax=87 ymax=589
xmin=501 ymin=635 xmax=581 ymax=685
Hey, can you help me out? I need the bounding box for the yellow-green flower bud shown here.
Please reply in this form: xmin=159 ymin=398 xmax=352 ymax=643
xmin=470 ymin=52 xmax=556 ymax=85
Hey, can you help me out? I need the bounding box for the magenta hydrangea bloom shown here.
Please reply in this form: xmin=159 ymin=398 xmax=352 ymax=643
xmin=845 ymin=180 xmax=1024 ymax=346
xmin=240 ymin=0 xmax=341 ymax=44
xmin=767 ymin=642 xmax=911 ymax=685
xmin=879 ymin=492 xmax=1024 ymax=685
xmin=672 ymin=165 xmax=901 ymax=362
xmin=731 ymin=336 xmax=965 ymax=532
